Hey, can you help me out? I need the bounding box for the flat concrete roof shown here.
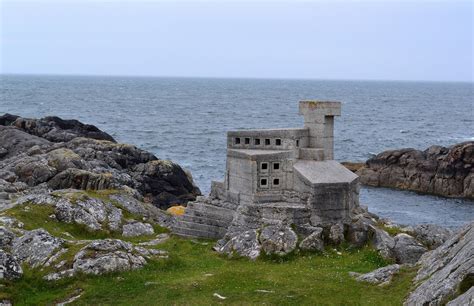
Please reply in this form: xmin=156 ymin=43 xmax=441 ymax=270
xmin=227 ymin=149 xmax=292 ymax=160
xmin=293 ymin=160 xmax=358 ymax=184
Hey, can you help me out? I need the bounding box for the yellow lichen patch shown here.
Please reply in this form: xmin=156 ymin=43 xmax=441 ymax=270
xmin=167 ymin=205 xmax=186 ymax=216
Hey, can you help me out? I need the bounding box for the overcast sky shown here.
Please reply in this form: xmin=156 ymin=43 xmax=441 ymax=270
xmin=1 ymin=0 xmax=472 ymax=82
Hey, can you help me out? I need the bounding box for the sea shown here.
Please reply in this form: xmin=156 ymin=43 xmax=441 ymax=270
xmin=1 ymin=75 xmax=473 ymax=228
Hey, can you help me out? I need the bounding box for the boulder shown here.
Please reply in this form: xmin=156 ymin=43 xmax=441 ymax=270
xmin=405 ymin=221 xmax=474 ymax=305
xmin=351 ymin=264 xmax=401 ymax=285
xmin=259 ymin=225 xmax=297 ymax=256
xmin=122 ymin=222 xmax=154 ymax=237
xmin=72 ymin=239 xmax=147 ymax=275
xmin=0 ymin=226 xmax=15 ymax=248
xmin=368 ymin=225 xmax=395 ymax=260
xmin=446 ymin=287 xmax=474 ymax=306
xmin=328 ymin=223 xmax=345 ymax=245
xmin=12 ymin=229 xmax=65 ymax=268
xmin=214 ymin=230 xmax=261 ymax=260
xmin=299 ymin=228 xmax=324 ymax=252
xmin=393 ymin=233 xmax=428 ymax=264
xmin=412 ymin=224 xmax=453 ymax=249
xmin=357 ymin=142 xmax=474 ymax=198
xmin=0 ymin=250 xmax=22 ymax=280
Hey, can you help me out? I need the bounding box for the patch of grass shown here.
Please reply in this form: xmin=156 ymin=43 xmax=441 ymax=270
xmin=2 ymin=236 xmax=416 ymax=305
xmin=377 ymin=222 xmax=404 ymax=237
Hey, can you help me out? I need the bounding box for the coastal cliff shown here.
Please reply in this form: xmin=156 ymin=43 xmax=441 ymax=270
xmin=356 ymin=142 xmax=474 ymax=199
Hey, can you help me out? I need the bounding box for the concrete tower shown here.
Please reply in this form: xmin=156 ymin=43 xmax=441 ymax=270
xmin=298 ymin=101 xmax=341 ymax=160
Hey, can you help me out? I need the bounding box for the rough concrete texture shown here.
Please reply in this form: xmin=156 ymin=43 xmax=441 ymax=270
xmin=173 ymin=101 xmax=360 ymax=244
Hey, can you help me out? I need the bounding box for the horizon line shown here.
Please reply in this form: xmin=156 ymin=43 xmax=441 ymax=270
xmin=1 ymin=72 xmax=473 ymax=84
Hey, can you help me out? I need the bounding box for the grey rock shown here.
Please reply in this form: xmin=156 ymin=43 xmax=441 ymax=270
xmin=352 ymin=264 xmax=401 ymax=285
xmin=0 ymin=250 xmax=22 ymax=280
xmin=73 ymin=239 xmax=147 ymax=275
xmin=215 ymin=230 xmax=261 ymax=260
xmin=393 ymin=233 xmax=428 ymax=264
xmin=412 ymin=224 xmax=453 ymax=249
xmin=446 ymin=287 xmax=474 ymax=306
xmin=369 ymin=225 xmax=395 ymax=260
xmin=259 ymin=225 xmax=297 ymax=256
xmin=138 ymin=233 xmax=170 ymax=246
xmin=329 ymin=223 xmax=345 ymax=245
xmin=357 ymin=142 xmax=474 ymax=199
xmin=299 ymin=227 xmax=324 ymax=252
xmin=0 ymin=226 xmax=15 ymax=248
xmin=122 ymin=222 xmax=154 ymax=237
xmin=405 ymin=221 xmax=474 ymax=306
xmin=12 ymin=229 xmax=64 ymax=268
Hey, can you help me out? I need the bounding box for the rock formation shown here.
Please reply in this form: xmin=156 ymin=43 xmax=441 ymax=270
xmin=357 ymin=142 xmax=474 ymax=198
xmin=405 ymin=221 xmax=474 ymax=305
xmin=0 ymin=114 xmax=200 ymax=209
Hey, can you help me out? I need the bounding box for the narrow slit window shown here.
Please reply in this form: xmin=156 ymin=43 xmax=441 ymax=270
xmin=255 ymin=139 xmax=261 ymax=145
xmin=273 ymin=178 xmax=280 ymax=186
xmin=296 ymin=139 xmax=300 ymax=147
xmin=261 ymin=162 xmax=268 ymax=170
xmin=235 ymin=137 xmax=241 ymax=144
xmin=273 ymin=163 xmax=280 ymax=170
xmin=275 ymin=139 xmax=282 ymax=146
xmin=265 ymin=139 xmax=271 ymax=145
xmin=245 ymin=138 xmax=250 ymax=144
xmin=260 ymin=178 xmax=268 ymax=186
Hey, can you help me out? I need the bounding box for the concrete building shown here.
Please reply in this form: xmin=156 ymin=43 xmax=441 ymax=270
xmin=173 ymin=101 xmax=360 ymax=239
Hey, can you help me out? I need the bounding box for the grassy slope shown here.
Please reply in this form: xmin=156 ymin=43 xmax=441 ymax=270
xmin=2 ymin=237 xmax=415 ymax=305
xmin=1 ymin=194 xmax=416 ymax=305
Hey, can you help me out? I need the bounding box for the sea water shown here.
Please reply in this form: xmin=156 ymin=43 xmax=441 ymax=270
xmin=1 ymin=75 xmax=473 ymax=227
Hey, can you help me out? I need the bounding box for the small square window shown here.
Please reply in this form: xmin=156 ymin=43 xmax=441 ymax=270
xmin=255 ymin=139 xmax=261 ymax=145
xmin=235 ymin=137 xmax=241 ymax=144
xmin=265 ymin=139 xmax=271 ymax=145
xmin=273 ymin=163 xmax=280 ymax=170
xmin=273 ymin=178 xmax=280 ymax=186
xmin=260 ymin=178 xmax=268 ymax=186
xmin=245 ymin=138 xmax=250 ymax=144
xmin=261 ymin=162 xmax=268 ymax=170
xmin=296 ymin=139 xmax=300 ymax=147
xmin=275 ymin=139 xmax=282 ymax=146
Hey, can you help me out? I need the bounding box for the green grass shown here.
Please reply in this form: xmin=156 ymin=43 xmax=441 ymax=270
xmin=1 ymin=236 xmax=416 ymax=305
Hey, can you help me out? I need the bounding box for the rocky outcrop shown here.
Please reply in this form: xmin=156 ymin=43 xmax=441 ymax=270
xmin=350 ymin=264 xmax=401 ymax=285
xmin=0 ymin=114 xmax=200 ymax=208
xmin=259 ymin=225 xmax=298 ymax=256
xmin=357 ymin=142 xmax=474 ymax=198
xmin=122 ymin=222 xmax=154 ymax=237
xmin=12 ymin=229 xmax=65 ymax=268
xmin=0 ymin=113 xmax=115 ymax=143
xmin=405 ymin=221 xmax=474 ymax=305
xmin=0 ymin=249 xmax=22 ymax=280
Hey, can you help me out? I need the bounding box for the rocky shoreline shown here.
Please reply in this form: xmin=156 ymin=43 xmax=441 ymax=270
xmin=353 ymin=142 xmax=474 ymax=199
xmin=1 ymin=114 xmax=472 ymax=305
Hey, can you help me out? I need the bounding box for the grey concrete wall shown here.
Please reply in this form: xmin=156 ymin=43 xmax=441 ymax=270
xmin=227 ymin=128 xmax=308 ymax=150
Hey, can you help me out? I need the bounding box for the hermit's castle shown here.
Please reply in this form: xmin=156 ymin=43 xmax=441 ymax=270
xmin=173 ymin=101 xmax=360 ymax=239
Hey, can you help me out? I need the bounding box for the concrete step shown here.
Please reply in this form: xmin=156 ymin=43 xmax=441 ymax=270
xmin=172 ymin=225 xmax=225 ymax=239
xmin=174 ymin=220 xmax=227 ymax=234
xmin=180 ymin=213 xmax=232 ymax=228
xmin=185 ymin=208 xmax=234 ymax=223
xmin=187 ymin=202 xmax=236 ymax=213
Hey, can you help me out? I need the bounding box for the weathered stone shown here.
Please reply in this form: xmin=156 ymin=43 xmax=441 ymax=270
xmin=259 ymin=225 xmax=297 ymax=256
xmin=215 ymin=230 xmax=261 ymax=260
xmin=72 ymin=239 xmax=147 ymax=275
xmin=0 ymin=250 xmax=22 ymax=280
xmin=393 ymin=233 xmax=427 ymax=264
xmin=122 ymin=222 xmax=154 ymax=237
xmin=405 ymin=222 xmax=474 ymax=305
xmin=12 ymin=229 xmax=64 ymax=268
xmin=0 ymin=226 xmax=15 ymax=248
xmin=352 ymin=264 xmax=401 ymax=285
xmin=138 ymin=233 xmax=170 ymax=246
xmin=299 ymin=227 xmax=324 ymax=252
xmin=446 ymin=287 xmax=474 ymax=306
xmin=357 ymin=142 xmax=474 ymax=199
xmin=329 ymin=223 xmax=345 ymax=245
xmin=412 ymin=224 xmax=453 ymax=249
xmin=368 ymin=225 xmax=395 ymax=260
